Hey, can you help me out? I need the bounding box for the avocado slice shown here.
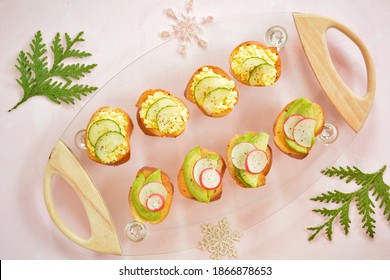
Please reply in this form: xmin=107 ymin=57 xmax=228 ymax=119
xmin=233 ymin=132 xmax=269 ymax=188
xmin=182 ymin=146 xmax=222 ymax=203
xmin=284 ymin=98 xmax=320 ymax=153
xmin=130 ymin=170 xmax=163 ymax=222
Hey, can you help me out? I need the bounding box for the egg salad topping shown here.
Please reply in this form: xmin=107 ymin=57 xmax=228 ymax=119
xmin=231 ymin=44 xmax=278 ymax=83
xmin=140 ymin=91 xmax=189 ymax=133
xmin=86 ymin=109 xmax=129 ymax=163
xmin=191 ymin=67 xmax=238 ymax=113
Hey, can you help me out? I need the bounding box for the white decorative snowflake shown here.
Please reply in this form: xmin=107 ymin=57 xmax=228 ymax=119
xmin=161 ymin=0 xmax=213 ymax=55
xmin=199 ymin=217 xmax=242 ymax=260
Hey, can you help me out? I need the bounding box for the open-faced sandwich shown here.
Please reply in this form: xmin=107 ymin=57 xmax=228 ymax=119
xmin=273 ymin=97 xmax=325 ymax=159
xmin=136 ymin=89 xmax=189 ymax=137
xmin=178 ymin=146 xmax=226 ymax=203
xmin=229 ymin=41 xmax=281 ymax=86
xmin=85 ymin=106 xmax=133 ymax=165
xmin=184 ymin=65 xmax=239 ymax=117
xmin=226 ymin=132 xmax=272 ymax=188
xmin=129 ymin=167 xmax=174 ymax=224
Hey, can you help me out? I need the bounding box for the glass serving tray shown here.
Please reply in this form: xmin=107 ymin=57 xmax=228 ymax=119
xmin=46 ymin=12 xmax=368 ymax=256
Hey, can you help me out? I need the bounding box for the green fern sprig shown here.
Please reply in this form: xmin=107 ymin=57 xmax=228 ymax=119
xmin=9 ymin=31 xmax=97 ymax=112
xmin=308 ymin=165 xmax=389 ymax=241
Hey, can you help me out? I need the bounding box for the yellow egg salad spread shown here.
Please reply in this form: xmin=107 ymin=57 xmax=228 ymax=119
xmin=86 ymin=109 xmax=129 ymax=164
xmin=139 ymin=91 xmax=189 ymax=134
xmin=231 ymin=44 xmax=278 ymax=86
xmin=190 ymin=67 xmax=238 ymax=114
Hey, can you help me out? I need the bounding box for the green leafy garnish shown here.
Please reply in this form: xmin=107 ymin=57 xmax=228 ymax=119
xmin=308 ymin=165 xmax=390 ymax=241
xmin=9 ymin=31 xmax=98 ymax=112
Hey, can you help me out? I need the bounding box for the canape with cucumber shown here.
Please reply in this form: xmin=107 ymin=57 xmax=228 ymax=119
xmin=185 ymin=65 xmax=239 ymax=117
xmin=136 ymin=89 xmax=189 ymax=138
xmin=229 ymin=41 xmax=281 ymax=87
xmin=85 ymin=106 xmax=133 ymax=165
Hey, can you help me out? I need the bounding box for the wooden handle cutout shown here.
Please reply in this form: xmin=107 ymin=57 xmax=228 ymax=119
xmin=43 ymin=140 xmax=122 ymax=255
xmin=293 ymin=13 xmax=375 ymax=132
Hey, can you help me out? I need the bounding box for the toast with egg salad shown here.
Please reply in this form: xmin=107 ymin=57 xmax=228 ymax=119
xmin=129 ymin=167 xmax=174 ymax=224
xmin=229 ymin=41 xmax=281 ymax=86
xmin=85 ymin=106 xmax=133 ymax=165
xmin=136 ymin=89 xmax=189 ymax=137
xmin=185 ymin=65 xmax=239 ymax=117
xmin=226 ymin=132 xmax=272 ymax=188
xmin=178 ymin=146 xmax=226 ymax=203
xmin=273 ymin=97 xmax=325 ymax=159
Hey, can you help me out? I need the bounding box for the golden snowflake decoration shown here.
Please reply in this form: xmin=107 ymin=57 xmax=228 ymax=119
xmin=199 ymin=218 xmax=242 ymax=260
xmin=161 ymin=0 xmax=213 ymax=55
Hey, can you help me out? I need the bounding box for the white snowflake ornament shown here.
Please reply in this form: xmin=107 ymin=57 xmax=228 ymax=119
xmin=199 ymin=217 xmax=242 ymax=260
xmin=161 ymin=0 xmax=213 ymax=55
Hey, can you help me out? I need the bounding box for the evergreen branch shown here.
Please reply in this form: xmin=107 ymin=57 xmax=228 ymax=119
xmin=308 ymin=165 xmax=390 ymax=241
xmin=9 ymin=31 xmax=97 ymax=112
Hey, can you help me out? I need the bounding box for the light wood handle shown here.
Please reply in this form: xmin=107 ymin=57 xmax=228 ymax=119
xmin=43 ymin=140 xmax=122 ymax=255
xmin=293 ymin=13 xmax=375 ymax=132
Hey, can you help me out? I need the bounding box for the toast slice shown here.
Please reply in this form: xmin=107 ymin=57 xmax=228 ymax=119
xmin=273 ymin=98 xmax=325 ymax=159
xmin=226 ymin=132 xmax=272 ymax=188
xmin=184 ymin=65 xmax=239 ymax=117
xmin=177 ymin=146 xmax=225 ymax=203
xmin=229 ymin=41 xmax=281 ymax=86
xmin=136 ymin=89 xmax=189 ymax=137
xmin=85 ymin=106 xmax=133 ymax=165
xmin=129 ymin=166 xmax=174 ymax=224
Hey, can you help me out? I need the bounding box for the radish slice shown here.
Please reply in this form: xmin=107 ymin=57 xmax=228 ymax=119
xmin=293 ymin=118 xmax=316 ymax=148
xmin=193 ymin=158 xmax=218 ymax=186
xmin=199 ymin=168 xmax=222 ymax=190
xmin=245 ymin=149 xmax=268 ymax=174
xmin=145 ymin=193 xmax=165 ymax=212
xmin=231 ymin=142 xmax=257 ymax=170
xmin=138 ymin=182 xmax=167 ymax=207
xmin=283 ymin=114 xmax=304 ymax=140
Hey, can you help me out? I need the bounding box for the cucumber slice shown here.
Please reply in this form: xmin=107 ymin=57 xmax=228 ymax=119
xmin=248 ymin=63 xmax=276 ymax=86
xmin=202 ymin=88 xmax=231 ymax=114
xmin=193 ymin=76 xmax=226 ymax=105
xmin=156 ymin=105 xmax=182 ymax=133
xmin=145 ymin=97 xmax=178 ymax=121
xmin=241 ymin=57 xmax=266 ymax=74
xmin=94 ymin=131 xmax=125 ymax=161
xmin=88 ymin=119 xmax=121 ymax=146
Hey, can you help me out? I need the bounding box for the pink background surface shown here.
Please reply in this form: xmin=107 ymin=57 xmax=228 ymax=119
xmin=1 ymin=0 xmax=389 ymax=259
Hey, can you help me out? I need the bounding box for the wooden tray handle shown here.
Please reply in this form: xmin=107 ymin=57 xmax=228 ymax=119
xmin=43 ymin=140 xmax=122 ymax=255
xmin=293 ymin=13 xmax=376 ymax=132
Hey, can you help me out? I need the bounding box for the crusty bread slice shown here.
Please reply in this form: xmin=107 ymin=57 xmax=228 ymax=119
xmin=229 ymin=41 xmax=281 ymax=86
xmin=136 ymin=89 xmax=189 ymax=137
xmin=273 ymin=100 xmax=325 ymax=159
xmin=184 ymin=65 xmax=239 ymax=117
xmin=129 ymin=166 xmax=174 ymax=225
xmin=177 ymin=147 xmax=225 ymax=202
xmin=226 ymin=132 xmax=273 ymax=188
xmin=85 ymin=106 xmax=133 ymax=165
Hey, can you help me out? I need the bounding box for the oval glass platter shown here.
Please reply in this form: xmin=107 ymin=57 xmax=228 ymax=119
xmin=47 ymin=12 xmax=364 ymax=256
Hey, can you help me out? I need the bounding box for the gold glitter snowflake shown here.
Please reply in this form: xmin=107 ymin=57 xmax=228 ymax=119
xmin=161 ymin=0 xmax=213 ymax=55
xmin=199 ymin=218 xmax=242 ymax=260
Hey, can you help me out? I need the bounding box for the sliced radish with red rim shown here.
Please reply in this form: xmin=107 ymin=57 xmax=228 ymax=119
xmin=193 ymin=158 xmax=218 ymax=186
xmin=293 ymin=118 xmax=316 ymax=148
xmin=283 ymin=114 xmax=304 ymax=140
xmin=145 ymin=193 xmax=165 ymax=212
xmin=245 ymin=149 xmax=268 ymax=174
xmin=231 ymin=142 xmax=257 ymax=170
xmin=138 ymin=182 xmax=167 ymax=207
xmin=199 ymin=168 xmax=222 ymax=190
